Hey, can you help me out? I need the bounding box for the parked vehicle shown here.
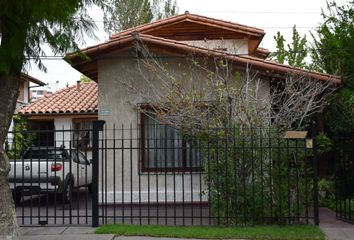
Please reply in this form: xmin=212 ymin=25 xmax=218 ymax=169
xmin=9 ymin=146 xmax=92 ymax=203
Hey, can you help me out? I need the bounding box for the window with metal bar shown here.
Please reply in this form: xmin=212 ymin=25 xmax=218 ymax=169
xmin=140 ymin=111 xmax=203 ymax=172
xmin=72 ymin=119 xmax=94 ymax=150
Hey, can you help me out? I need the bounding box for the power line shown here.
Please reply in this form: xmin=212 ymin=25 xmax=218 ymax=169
xmin=24 ymin=47 xmax=354 ymax=60
xmin=80 ymin=18 xmax=318 ymax=28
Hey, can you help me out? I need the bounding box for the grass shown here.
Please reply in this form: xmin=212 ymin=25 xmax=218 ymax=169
xmin=95 ymin=224 xmax=325 ymax=240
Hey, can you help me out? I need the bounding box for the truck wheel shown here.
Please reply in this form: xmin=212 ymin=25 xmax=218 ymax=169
xmin=12 ymin=190 xmax=22 ymax=204
xmin=62 ymin=178 xmax=73 ymax=203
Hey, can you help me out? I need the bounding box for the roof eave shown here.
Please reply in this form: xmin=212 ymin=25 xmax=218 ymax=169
xmin=66 ymin=34 xmax=341 ymax=85
xmin=21 ymin=73 xmax=46 ymax=86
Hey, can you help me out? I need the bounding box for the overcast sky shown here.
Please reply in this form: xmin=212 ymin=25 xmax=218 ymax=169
xmin=27 ymin=0 xmax=350 ymax=90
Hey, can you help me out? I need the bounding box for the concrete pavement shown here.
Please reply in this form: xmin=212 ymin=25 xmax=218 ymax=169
xmin=319 ymin=207 xmax=354 ymax=240
xmin=20 ymin=226 xmax=205 ymax=240
xmin=20 ymin=226 xmax=114 ymax=240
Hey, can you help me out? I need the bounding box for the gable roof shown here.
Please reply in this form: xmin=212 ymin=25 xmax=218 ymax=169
xmin=109 ymin=12 xmax=264 ymax=55
xmin=67 ymin=33 xmax=341 ymax=84
xmin=20 ymin=82 xmax=97 ymax=116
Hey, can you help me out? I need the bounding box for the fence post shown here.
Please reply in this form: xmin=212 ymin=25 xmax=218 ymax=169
xmin=92 ymin=120 xmax=105 ymax=227
xmin=312 ymin=121 xmax=320 ymax=226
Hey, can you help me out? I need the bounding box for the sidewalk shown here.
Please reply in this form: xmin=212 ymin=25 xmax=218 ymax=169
xmin=319 ymin=207 xmax=354 ymax=240
xmin=20 ymin=226 xmax=114 ymax=240
xmin=20 ymin=226 xmax=205 ymax=240
xmin=20 ymin=209 xmax=354 ymax=240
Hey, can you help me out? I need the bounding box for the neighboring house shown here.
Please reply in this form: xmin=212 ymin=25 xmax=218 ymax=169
xmin=17 ymin=73 xmax=46 ymax=110
xmin=30 ymin=88 xmax=53 ymax=101
xmin=8 ymin=74 xmax=46 ymax=142
xmin=19 ymin=82 xmax=98 ymax=158
xmin=66 ymin=13 xmax=340 ymax=203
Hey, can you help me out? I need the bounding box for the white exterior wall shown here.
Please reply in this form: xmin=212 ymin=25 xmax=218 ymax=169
xmin=181 ymin=39 xmax=248 ymax=55
xmin=53 ymin=117 xmax=93 ymax=160
xmin=97 ymin=55 xmax=270 ymax=204
xmin=23 ymin=80 xmax=29 ymax=103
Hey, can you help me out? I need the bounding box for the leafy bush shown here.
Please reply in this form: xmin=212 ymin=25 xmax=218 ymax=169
xmin=200 ymin=127 xmax=312 ymax=225
xmin=318 ymin=178 xmax=336 ymax=210
xmin=6 ymin=115 xmax=36 ymax=159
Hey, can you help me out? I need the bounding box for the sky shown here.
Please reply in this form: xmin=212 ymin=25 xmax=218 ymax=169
xmin=27 ymin=0 xmax=350 ymax=90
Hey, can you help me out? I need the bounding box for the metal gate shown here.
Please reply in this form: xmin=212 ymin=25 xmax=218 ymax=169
xmin=5 ymin=128 xmax=93 ymax=226
xmin=334 ymin=136 xmax=354 ymax=224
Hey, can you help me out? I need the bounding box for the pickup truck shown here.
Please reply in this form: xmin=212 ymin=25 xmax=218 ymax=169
xmin=9 ymin=146 xmax=92 ymax=203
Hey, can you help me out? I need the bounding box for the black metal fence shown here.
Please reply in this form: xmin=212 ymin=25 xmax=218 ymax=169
xmin=5 ymin=122 xmax=320 ymax=226
xmin=334 ymin=136 xmax=354 ymax=224
xmin=94 ymin=121 xmax=317 ymax=226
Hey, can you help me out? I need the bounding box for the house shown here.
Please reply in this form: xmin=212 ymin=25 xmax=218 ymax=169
xmin=17 ymin=73 xmax=46 ymax=109
xmin=31 ymin=87 xmax=53 ymax=101
xmin=19 ymin=82 xmax=97 ymax=157
xmin=65 ymin=13 xmax=341 ymax=204
xmin=8 ymin=74 xmax=46 ymax=143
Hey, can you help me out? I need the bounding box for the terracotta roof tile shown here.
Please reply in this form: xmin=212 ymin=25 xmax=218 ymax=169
xmin=20 ymin=82 xmax=97 ymax=115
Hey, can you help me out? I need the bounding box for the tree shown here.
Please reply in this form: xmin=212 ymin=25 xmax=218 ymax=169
xmin=0 ymin=1 xmax=104 ymax=238
xmin=103 ymin=0 xmax=178 ymax=34
xmin=269 ymin=26 xmax=309 ymax=69
xmin=80 ymin=74 xmax=94 ymax=83
xmin=120 ymin=40 xmax=336 ymax=131
xmin=151 ymin=0 xmax=178 ymax=20
xmin=311 ymin=1 xmax=354 ymax=136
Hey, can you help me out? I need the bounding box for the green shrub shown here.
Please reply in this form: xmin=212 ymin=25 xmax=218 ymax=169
xmin=318 ymin=178 xmax=336 ymax=210
xmin=6 ymin=115 xmax=36 ymax=159
xmin=200 ymin=127 xmax=312 ymax=225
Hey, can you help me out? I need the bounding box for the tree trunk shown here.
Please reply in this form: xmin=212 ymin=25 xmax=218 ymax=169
xmin=0 ymin=72 xmax=21 ymax=240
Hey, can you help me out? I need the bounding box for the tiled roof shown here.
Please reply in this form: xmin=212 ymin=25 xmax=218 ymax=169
xmin=67 ymin=34 xmax=341 ymax=84
xmin=20 ymin=82 xmax=97 ymax=115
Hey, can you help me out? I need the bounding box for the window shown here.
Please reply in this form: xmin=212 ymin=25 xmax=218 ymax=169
xmin=140 ymin=110 xmax=203 ymax=172
xmin=70 ymin=150 xmax=88 ymax=164
xmin=23 ymin=148 xmax=67 ymax=160
xmin=72 ymin=120 xmax=94 ymax=150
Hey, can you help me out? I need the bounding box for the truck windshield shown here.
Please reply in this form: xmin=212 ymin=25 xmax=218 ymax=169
xmin=23 ymin=149 xmax=66 ymax=160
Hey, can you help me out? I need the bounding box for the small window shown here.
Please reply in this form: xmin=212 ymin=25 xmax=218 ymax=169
xmin=72 ymin=120 xmax=94 ymax=150
xmin=140 ymin=108 xmax=203 ymax=172
xmin=70 ymin=150 xmax=87 ymax=164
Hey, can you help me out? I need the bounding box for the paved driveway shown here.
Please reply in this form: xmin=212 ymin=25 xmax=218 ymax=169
xmin=15 ymin=190 xmax=210 ymax=226
xmin=16 ymin=189 xmax=92 ymax=226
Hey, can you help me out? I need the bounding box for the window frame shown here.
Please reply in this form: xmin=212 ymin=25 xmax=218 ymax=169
xmin=139 ymin=105 xmax=203 ymax=173
xmin=72 ymin=118 xmax=96 ymax=150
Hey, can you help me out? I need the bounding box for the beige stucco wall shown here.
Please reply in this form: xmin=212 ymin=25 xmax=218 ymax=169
xmin=97 ymin=54 xmax=270 ymax=204
xmin=181 ymin=39 xmax=248 ymax=55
